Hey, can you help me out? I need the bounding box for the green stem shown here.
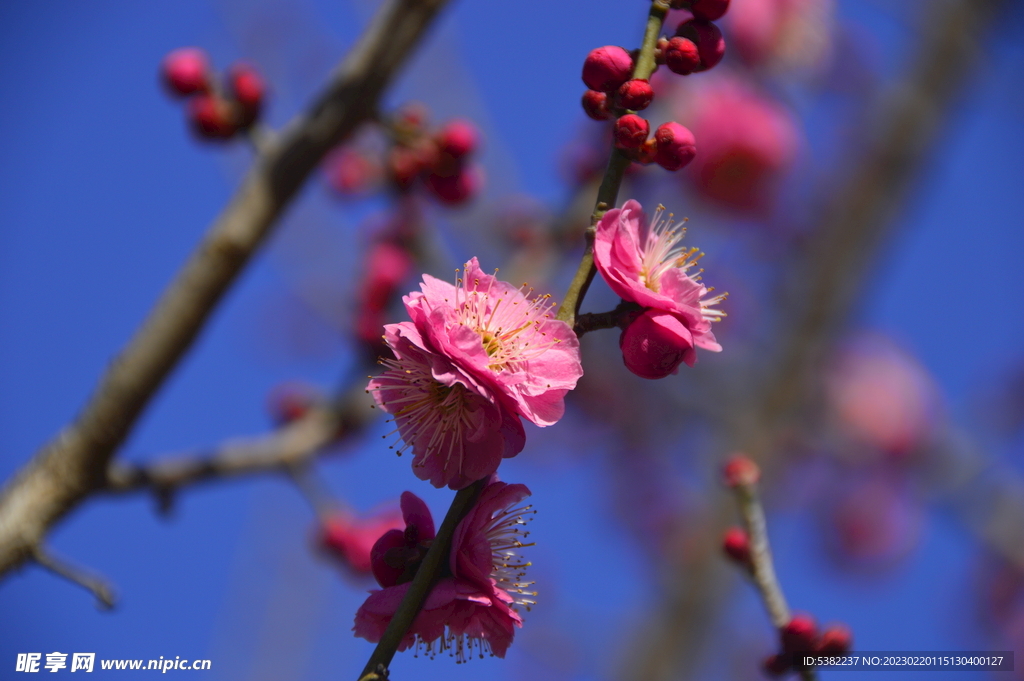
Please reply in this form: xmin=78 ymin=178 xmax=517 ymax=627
xmin=556 ymin=0 xmax=669 ymax=326
xmin=357 ymin=478 xmax=486 ymax=679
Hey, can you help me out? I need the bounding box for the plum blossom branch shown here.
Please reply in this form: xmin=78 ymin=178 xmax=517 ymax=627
xmin=574 ymin=301 xmax=643 ymax=337
xmin=725 ymin=458 xmax=819 ymax=681
xmin=31 ymin=546 xmax=116 ymax=611
xmin=0 ymin=0 xmax=450 ymax=579
xmin=357 ymin=478 xmax=486 ymax=679
xmin=556 ymin=0 xmax=670 ymax=327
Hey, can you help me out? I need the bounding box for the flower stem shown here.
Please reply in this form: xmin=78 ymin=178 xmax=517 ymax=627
xmin=556 ymin=0 xmax=670 ymax=327
xmin=357 ymin=478 xmax=486 ymax=679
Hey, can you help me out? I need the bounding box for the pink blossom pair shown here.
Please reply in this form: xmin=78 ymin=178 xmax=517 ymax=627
xmin=354 ymin=479 xmax=535 ymax=661
xmin=594 ymin=199 xmax=725 ymax=378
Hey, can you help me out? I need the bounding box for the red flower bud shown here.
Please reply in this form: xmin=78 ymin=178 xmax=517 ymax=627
xmin=617 ymin=79 xmax=654 ymax=111
xmin=619 ymin=310 xmax=695 ymax=378
xmin=722 ymin=526 xmax=751 ymax=565
xmin=636 ymin=138 xmax=659 ymax=165
xmin=187 ymin=94 xmax=238 ymax=140
xmin=426 ymin=165 xmax=482 ymax=205
xmin=581 ymin=90 xmax=611 ymax=121
xmin=229 ymin=63 xmax=265 ymax=127
xmin=614 ymin=114 xmax=650 ymax=150
xmin=816 ymin=625 xmax=853 ymax=654
xmin=691 ymin=0 xmax=731 ymax=21
xmin=676 ymin=19 xmax=726 ymax=71
xmin=722 ymin=454 xmax=760 ymax=487
xmin=436 ymin=119 xmax=478 ymax=159
xmin=781 ymin=613 xmax=818 ymax=653
xmin=161 ymin=47 xmax=210 ymax=97
xmin=664 ymin=37 xmax=701 ymax=75
xmin=654 ymin=121 xmax=697 ymax=171
xmin=763 ymin=654 xmax=792 ymax=677
xmin=582 ymin=46 xmax=634 ymax=92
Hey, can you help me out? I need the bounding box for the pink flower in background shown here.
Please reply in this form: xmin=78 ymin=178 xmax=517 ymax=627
xmin=316 ymin=506 xmax=405 ymax=576
xmin=825 ymin=335 xmax=940 ymax=456
xmin=594 ymin=200 xmax=725 ymax=371
xmin=686 ymin=77 xmax=799 ymax=212
xmin=403 ymin=258 xmax=583 ymax=427
xmin=726 ymin=0 xmax=834 ymax=72
xmin=368 ymin=323 xmax=525 ymax=490
xmin=354 ymin=480 xmax=536 ymax=661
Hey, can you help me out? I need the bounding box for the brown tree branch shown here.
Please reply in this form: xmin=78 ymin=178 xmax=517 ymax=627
xmin=0 ymin=0 xmax=450 ymax=578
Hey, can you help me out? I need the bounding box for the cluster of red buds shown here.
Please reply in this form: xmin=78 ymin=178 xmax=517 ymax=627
xmin=579 ymin=0 xmax=730 ymax=171
xmin=161 ymin=47 xmax=266 ymax=141
xmin=763 ymin=615 xmax=853 ymax=677
xmin=326 ymin=106 xmax=483 ymax=206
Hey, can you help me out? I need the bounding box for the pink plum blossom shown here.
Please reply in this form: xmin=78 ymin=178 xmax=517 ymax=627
xmin=402 ymin=257 xmax=583 ymax=427
xmin=368 ymin=322 xmax=525 ymax=490
xmin=686 ymin=77 xmax=799 ymax=212
xmin=354 ymin=480 xmax=536 ymax=661
xmin=593 ymin=200 xmax=725 ymax=369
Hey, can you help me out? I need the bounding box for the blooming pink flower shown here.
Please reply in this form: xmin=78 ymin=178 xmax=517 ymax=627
xmin=402 ymin=257 xmax=582 ymax=427
xmin=354 ymin=480 xmax=536 ymax=661
xmin=317 ymin=506 xmax=405 ymax=576
xmin=594 ymin=200 xmax=725 ymax=367
xmin=368 ymin=323 xmax=525 ymax=490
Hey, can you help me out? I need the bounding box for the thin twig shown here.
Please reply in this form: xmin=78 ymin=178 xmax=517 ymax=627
xmin=0 ymin=0 xmax=450 ymax=578
xmin=32 ymin=546 xmax=116 ymax=610
xmin=729 ymin=474 xmax=818 ymax=681
xmin=556 ymin=0 xmax=670 ymax=327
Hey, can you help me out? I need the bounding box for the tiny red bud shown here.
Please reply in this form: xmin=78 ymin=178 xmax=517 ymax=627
xmin=664 ymin=37 xmax=701 ymax=76
xmin=614 ymin=114 xmax=650 ymax=150
xmin=267 ymin=382 xmax=320 ymax=425
xmin=161 ymin=47 xmax=210 ymax=97
xmin=426 ymin=165 xmax=482 ymax=205
xmin=636 ymin=138 xmax=659 ymax=165
xmin=654 ymin=121 xmax=697 ymax=171
xmin=388 ymin=147 xmax=427 ymax=189
xmin=436 ymin=119 xmax=478 ymax=159
xmin=229 ymin=63 xmax=265 ymax=127
xmin=676 ymin=19 xmax=726 ymax=71
xmin=722 ymin=454 xmax=761 ymax=487
xmin=617 ymin=79 xmax=655 ymax=111
xmin=781 ymin=614 xmax=818 ymax=653
xmin=763 ymin=654 xmax=792 ymax=677
xmin=816 ymin=625 xmax=853 ymax=654
xmin=582 ymin=46 xmax=634 ymax=92
xmin=722 ymin=526 xmax=751 ymax=565
xmin=690 ymin=0 xmax=731 ymax=21
xmin=654 ymin=37 xmax=671 ymax=65
xmin=187 ymin=94 xmax=238 ymax=140
xmin=581 ymin=90 xmax=611 ymax=121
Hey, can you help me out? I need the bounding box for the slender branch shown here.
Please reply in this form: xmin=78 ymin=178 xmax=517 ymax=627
xmin=32 ymin=546 xmax=116 ymax=610
xmin=556 ymin=0 xmax=670 ymax=326
xmin=0 ymin=0 xmax=450 ymax=578
xmin=728 ymin=469 xmax=818 ymax=681
xmin=358 ymin=478 xmax=486 ymax=679
xmin=574 ymin=301 xmax=642 ymax=337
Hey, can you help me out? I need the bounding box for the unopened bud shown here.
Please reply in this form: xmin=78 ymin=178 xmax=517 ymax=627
xmin=581 ymin=90 xmax=611 ymax=121
xmin=722 ymin=454 xmax=760 ymax=487
xmin=614 ymin=114 xmax=650 ymax=150
xmin=617 ymin=79 xmax=655 ymax=111
xmin=582 ymin=46 xmax=634 ymax=92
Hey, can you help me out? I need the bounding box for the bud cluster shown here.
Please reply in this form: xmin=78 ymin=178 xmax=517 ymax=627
xmin=160 ymin=47 xmax=266 ymax=141
xmin=578 ymin=0 xmax=730 ymax=172
xmin=764 ymin=615 xmax=854 ymax=677
xmin=326 ymin=105 xmax=483 ymax=206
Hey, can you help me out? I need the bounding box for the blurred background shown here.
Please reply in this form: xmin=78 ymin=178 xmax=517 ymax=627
xmin=2 ymin=0 xmax=1024 ymax=679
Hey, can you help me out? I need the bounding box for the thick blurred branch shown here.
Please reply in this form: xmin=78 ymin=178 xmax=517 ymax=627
xmin=620 ymin=0 xmax=1005 ymax=679
xmin=0 ymin=0 xmax=450 ymax=579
